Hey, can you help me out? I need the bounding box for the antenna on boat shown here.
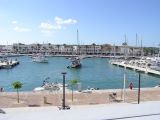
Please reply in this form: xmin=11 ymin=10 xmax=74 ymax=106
xmin=140 ymin=35 xmax=143 ymax=57
xmin=124 ymin=34 xmax=127 ymax=60
xmin=77 ymin=29 xmax=79 ymax=46
xmin=136 ymin=33 xmax=138 ymax=47
xmin=113 ymin=44 xmax=116 ymax=58
xmin=77 ymin=29 xmax=80 ymax=55
xmin=158 ymin=43 xmax=160 ymax=58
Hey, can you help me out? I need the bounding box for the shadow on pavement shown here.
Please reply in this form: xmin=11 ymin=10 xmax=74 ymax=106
xmin=104 ymin=113 xmax=160 ymax=120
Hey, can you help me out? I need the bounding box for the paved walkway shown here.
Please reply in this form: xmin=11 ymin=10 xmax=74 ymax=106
xmin=1 ymin=101 xmax=160 ymax=120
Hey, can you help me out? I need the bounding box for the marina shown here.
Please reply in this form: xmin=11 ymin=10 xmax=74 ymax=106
xmin=0 ymin=56 xmax=160 ymax=92
xmin=1 ymin=1 xmax=160 ymax=119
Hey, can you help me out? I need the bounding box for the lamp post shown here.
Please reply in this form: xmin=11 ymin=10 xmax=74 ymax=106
xmin=138 ymin=70 xmax=141 ymax=104
xmin=158 ymin=43 xmax=160 ymax=58
xmin=61 ymin=72 xmax=67 ymax=109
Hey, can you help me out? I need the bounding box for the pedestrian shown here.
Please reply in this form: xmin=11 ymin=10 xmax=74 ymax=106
xmin=129 ymin=82 xmax=133 ymax=90
xmin=0 ymin=87 xmax=3 ymax=92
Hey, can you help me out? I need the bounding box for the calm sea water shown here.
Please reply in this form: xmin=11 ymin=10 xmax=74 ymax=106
xmin=0 ymin=56 xmax=160 ymax=91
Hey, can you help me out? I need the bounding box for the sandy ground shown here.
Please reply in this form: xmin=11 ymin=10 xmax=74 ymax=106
xmin=0 ymin=88 xmax=160 ymax=108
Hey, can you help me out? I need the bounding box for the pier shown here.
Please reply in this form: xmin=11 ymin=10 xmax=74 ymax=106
xmin=0 ymin=60 xmax=19 ymax=69
xmin=110 ymin=61 xmax=160 ymax=76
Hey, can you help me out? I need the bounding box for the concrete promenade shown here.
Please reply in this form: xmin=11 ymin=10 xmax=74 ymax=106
xmin=0 ymin=101 xmax=160 ymax=120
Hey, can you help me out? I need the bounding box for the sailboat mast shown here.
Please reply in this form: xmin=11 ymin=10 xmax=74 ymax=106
xmin=141 ymin=35 xmax=143 ymax=57
xmin=77 ymin=29 xmax=79 ymax=46
xmin=158 ymin=44 xmax=160 ymax=58
xmin=124 ymin=34 xmax=127 ymax=59
xmin=77 ymin=29 xmax=80 ymax=55
xmin=136 ymin=33 xmax=138 ymax=47
xmin=114 ymin=44 xmax=116 ymax=57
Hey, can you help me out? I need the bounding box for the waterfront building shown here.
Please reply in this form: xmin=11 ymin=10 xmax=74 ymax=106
xmin=0 ymin=43 xmax=145 ymax=56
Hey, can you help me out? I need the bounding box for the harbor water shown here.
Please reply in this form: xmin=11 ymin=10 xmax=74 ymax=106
xmin=0 ymin=56 xmax=160 ymax=92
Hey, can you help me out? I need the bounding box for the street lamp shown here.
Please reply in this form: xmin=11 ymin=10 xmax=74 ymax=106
xmin=61 ymin=72 xmax=67 ymax=109
xmin=137 ymin=70 xmax=141 ymax=104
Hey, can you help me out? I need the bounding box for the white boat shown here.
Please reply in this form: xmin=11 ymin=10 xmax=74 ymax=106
xmin=154 ymin=84 xmax=160 ymax=88
xmin=67 ymin=30 xmax=82 ymax=68
xmin=33 ymin=87 xmax=45 ymax=91
xmin=67 ymin=57 xmax=81 ymax=68
xmin=82 ymin=88 xmax=96 ymax=93
xmin=32 ymin=54 xmax=48 ymax=63
xmin=149 ymin=57 xmax=160 ymax=71
xmin=33 ymin=81 xmax=68 ymax=92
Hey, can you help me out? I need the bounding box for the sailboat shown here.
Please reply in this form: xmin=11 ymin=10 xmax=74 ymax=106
xmin=67 ymin=30 xmax=81 ymax=68
xmin=67 ymin=57 xmax=81 ymax=68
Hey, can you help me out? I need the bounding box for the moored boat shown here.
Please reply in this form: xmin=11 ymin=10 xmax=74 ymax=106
xmin=33 ymin=81 xmax=68 ymax=92
xmin=67 ymin=57 xmax=81 ymax=68
xmin=32 ymin=54 xmax=48 ymax=63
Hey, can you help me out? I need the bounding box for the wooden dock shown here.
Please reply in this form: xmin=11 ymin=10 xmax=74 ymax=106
xmin=111 ymin=61 xmax=160 ymax=76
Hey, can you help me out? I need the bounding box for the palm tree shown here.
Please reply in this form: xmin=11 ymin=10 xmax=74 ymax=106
xmin=100 ymin=45 xmax=104 ymax=55
xmin=92 ymin=43 xmax=96 ymax=54
xmin=56 ymin=45 xmax=60 ymax=54
xmin=48 ymin=43 xmax=53 ymax=53
xmin=71 ymin=46 xmax=74 ymax=55
xmin=85 ymin=45 xmax=88 ymax=54
xmin=12 ymin=81 xmax=23 ymax=103
xmin=63 ymin=44 xmax=67 ymax=54
xmin=13 ymin=46 xmax=18 ymax=53
xmin=36 ymin=44 xmax=41 ymax=53
xmin=43 ymin=46 xmax=47 ymax=54
xmin=70 ymin=79 xmax=78 ymax=102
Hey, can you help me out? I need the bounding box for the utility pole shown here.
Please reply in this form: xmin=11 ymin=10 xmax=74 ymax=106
xmin=138 ymin=70 xmax=141 ymax=104
xmin=61 ymin=72 xmax=67 ymax=109
xmin=123 ymin=67 xmax=126 ymax=102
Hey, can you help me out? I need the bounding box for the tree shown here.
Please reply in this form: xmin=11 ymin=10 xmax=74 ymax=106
xmin=92 ymin=43 xmax=96 ymax=54
xmin=56 ymin=45 xmax=60 ymax=54
xmin=85 ymin=45 xmax=88 ymax=54
xmin=12 ymin=81 xmax=23 ymax=103
xmin=70 ymin=79 xmax=78 ymax=102
xmin=36 ymin=44 xmax=41 ymax=53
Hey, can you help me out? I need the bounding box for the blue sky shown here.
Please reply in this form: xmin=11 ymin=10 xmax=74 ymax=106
xmin=0 ymin=0 xmax=160 ymax=47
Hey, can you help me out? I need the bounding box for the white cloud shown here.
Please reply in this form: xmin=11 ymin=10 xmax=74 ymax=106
xmin=12 ymin=21 xmax=17 ymax=24
xmin=54 ymin=17 xmax=77 ymax=25
xmin=40 ymin=17 xmax=77 ymax=30
xmin=13 ymin=26 xmax=31 ymax=32
xmin=11 ymin=20 xmax=31 ymax=32
xmin=40 ymin=22 xmax=54 ymax=29
xmin=40 ymin=30 xmax=54 ymax=37
xmin=39 ymin=17 xmax=77 ymax=37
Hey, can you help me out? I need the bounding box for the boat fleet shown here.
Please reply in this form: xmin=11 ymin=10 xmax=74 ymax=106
xmin=110 ymin=56 xmax=160 ymax=72
xmin=31 ymin=53 xmax=83 ymax=68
